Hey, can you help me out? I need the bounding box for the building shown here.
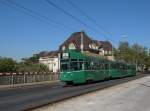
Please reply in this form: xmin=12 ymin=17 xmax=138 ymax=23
xmin=38 ymin=31 xmax=114 ymax=72
xmin=59 ymin=31 xmax=114 ymax=60
xmin=38 ymin=51 xmax=60 ymax=72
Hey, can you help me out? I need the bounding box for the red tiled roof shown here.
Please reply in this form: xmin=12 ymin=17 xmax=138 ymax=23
xmin=38 ymin=32 xmax=113 ymax=57
xmin=38 ymin=51 xmax=58 ymax=57
xmin=59 ymin=31 xmax=92 ymax=51
xmin=99 ymin=41 xmax=112 ymax=51
xmin=59 ymin=31 xmax=112 ymax=52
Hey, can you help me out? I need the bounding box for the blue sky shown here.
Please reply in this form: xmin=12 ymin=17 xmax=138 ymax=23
xmin=0 ymin=0 xmax=150 ymax=60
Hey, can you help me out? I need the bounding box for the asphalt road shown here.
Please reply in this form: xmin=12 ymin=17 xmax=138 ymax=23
xmin=0 ymin=73 xmax=149 ymax=111
xmin=35 ymin=74 xmax=150 ymax=111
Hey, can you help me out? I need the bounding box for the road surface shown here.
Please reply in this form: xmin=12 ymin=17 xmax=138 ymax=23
xmin=35 ymin=74 xmax=150 ymax=111
xmin=0 ymin=73 xmax=148 ymax=111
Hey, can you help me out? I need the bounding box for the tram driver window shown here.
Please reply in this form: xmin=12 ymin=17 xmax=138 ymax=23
xmin=61 ymin=64 xmax=68 ymax=71
xmin=70 ymin=62 xmax=78 ymax=71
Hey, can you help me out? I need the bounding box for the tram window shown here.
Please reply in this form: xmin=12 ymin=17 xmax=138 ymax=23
xmin=105 ymin=64 xmax=109 ymax=70
xmin=97 ymin=62 xmax=100 ymax=70
xmin=90 ymin=62 xmax=94 ymax=70
xmin=96 ymin=62 xmax=100 ymax=70
xmin=92 ymin=62 xmax=98 ymax=70
xmin=61 ymin=64 xmax=68 ymax=71
xmin=79 ymin=59 xmax=83 ymax=61
xmin=71 ymin=59 xmax=77 ymax=61
xmin=99 ymin=63 xmax=103 ymax=70
xmin=78 ymin=62 xmax=82 ymax=70
xmin=123 ymin=65 xmax=127 ymax=70
xmin=119 ymin=65 xmax=124 ymax=70
xmin=93 ymin=62 xmax=97 ymax=70
xmin=78 ymin=62 xmax=83 ymax=70
xmin=70 ymin=62 xmax=78 ymax=71
xmin=111 ymin=64 xmax=116 ymax=69
xmin=119 ymin=65 xmax=122 ymax=70
xmin=113 ymin=64 xmax=116 ymax=69
xmin=70 ymin=61 xmax=85 ymax=71
xmin=85 ymin=62 xmax=90 ymax=70
xmin=61 ymin=59 xmax=69 ymax=62
xmin=123 ymin=65 xmax=125 ymax=70
xmin=117 ymin=64 xmax=120 ymax=69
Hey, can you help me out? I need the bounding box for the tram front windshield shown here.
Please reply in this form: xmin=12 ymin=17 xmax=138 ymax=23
xmin=61 ymin=59 xmax=84 ymax=71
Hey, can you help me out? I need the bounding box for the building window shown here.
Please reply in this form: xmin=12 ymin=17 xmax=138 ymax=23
xmin=62 ymin=46 xmax=66 ymax=50
xmin=89 ymin=44 xmax=92 ymax=49
xmin=95 ymin=46 xmax=98 ymax=50
xmin=109 ymin=51 xmax=112 ymax=55
xmin=53 ymin=63 xmax=56 ymax=66
xmin=89 ymin=43 xmax=98 ymax=50
xmin=69 ymin=43 xmax=76 ymax=49
xmin=92 ymin=44 xmax=96 ymax=50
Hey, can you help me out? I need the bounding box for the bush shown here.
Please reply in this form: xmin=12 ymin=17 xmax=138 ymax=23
xmin=0 ymin=57 xmax=16 ymax=72
xmin=16 ymin=63 xmax=49 ymax=72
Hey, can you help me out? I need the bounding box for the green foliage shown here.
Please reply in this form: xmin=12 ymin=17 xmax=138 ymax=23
xmin=114 ymin=41 xmax=150 ymax=71
xmin=22 ymin=55 xmax=39 ymax=64
xmin=15 ymin=55 xmax=49 ymax=72
xmin=0 ymin=57 xmax=16 ymax=72
xmin=16 ymin=63 xmax=49 ymax=72
xmin=0 ymin=55 xmax=49 ymax=73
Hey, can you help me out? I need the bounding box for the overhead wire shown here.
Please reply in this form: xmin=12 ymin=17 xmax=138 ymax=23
xmin=1 ymin=0 xmax=118 ymax=46
xmin=0 ymin=0 xmax=75 ymax=30
xmin=45 ymin=0 xmax=104 ymax=36
xmin=45 ymin=0 xmax=118 ymax=47
xmin=0 ymin=0 xmax=48 ymax=24
xmin=66 ymin=0 xmax=111 ymax=35
xmin=66 ymin=0 xmax=117 ymax=46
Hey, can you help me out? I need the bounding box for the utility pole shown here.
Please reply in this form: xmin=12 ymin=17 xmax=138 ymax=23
xmin=81 ymin=31 xmax=84 ymax=52
xmin=80 ymin=31 xmax=84 ymax=70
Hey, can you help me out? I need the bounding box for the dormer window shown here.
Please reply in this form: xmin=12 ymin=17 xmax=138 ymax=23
xmin=62 ymin=46 xmax=66 ymax=50
xmin=89 ymin=43 xmax=99 ymax=50
xmin=69 ymin=43 xmax=76 ymax=49
xmin=89 ymin=44 xmax=92 ymax=49
xmin=95 ymin=46 xmax=98 ymax=50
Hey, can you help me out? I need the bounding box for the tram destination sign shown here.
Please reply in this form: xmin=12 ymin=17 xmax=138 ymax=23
xmin=62 ymin=52 xmax=69 ymax=59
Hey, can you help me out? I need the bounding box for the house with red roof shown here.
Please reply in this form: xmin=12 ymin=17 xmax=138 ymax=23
xmin=38 ymin=31 xmax=114 ymax=72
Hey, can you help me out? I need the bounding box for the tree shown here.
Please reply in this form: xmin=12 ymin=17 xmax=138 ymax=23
xmin=16 ymin=63 xmax=49 ymax=72
xmin=114 ymin=41 xmax=150 ymax=72
xmin=144 ymin=56 xmax=150 ymax=71
xmin=131 ymin=44 xmax=148 ymax=72
xmin=0 ymin=57 xmax=16 ymax=72
xmin=22 ymin=55 xmax=39 ymax=65
xmin=114 ymin=41 xmax=133 ymax=63
xmin=15 ymin=54 xmax=50 ymax=72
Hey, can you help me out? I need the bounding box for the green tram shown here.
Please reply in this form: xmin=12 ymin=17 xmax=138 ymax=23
xmin=60 ymin=50 xmax=136 ymax=84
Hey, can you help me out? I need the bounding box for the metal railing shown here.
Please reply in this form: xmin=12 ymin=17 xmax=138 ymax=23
xmin=0 ymin=72 xmax=59 ymax=85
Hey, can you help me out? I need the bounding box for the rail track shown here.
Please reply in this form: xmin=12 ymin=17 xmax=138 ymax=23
xmin=0 ymin=73 xmax=149 ymax=111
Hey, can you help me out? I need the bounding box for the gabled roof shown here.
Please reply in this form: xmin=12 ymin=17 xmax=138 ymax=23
xmin=38 ymin=32 xmax=113 ymax=58
xmin=59 ymin=31 xmax=92 ymax=51
xmin=59 ymin=31 xmax=112 ymax=52
xmin=99 ymin=41 xmax=112 ymax=51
